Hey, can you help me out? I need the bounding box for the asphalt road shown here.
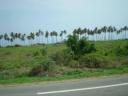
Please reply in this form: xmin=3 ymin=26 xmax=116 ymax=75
xmin=0 ymin=75 xmax=128 ymax=96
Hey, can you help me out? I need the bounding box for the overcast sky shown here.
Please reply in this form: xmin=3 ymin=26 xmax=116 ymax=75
xmin=0 ymin=0 xmax=128 ymax=33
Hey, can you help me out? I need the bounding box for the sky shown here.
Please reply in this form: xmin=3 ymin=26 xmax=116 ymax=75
xmin=0 ymin=0 xmax=128 ymax=34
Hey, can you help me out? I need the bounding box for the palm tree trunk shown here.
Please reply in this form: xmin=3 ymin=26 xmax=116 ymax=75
xmin=47 ymin=38 xmax=48 ymax=44
xmin=56 ymin=36 xmax=57 ymax=43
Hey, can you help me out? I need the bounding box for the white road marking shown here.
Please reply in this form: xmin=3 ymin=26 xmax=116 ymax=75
xmin=37 ymin=82 xmax=128 ymax=95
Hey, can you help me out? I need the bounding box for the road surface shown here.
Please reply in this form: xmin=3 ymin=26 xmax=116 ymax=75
xmin=0 ymin=75 xmax=128 ymax=96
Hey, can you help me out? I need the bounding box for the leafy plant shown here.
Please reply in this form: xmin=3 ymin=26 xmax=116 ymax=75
xmin=29 ymin=59 xmax=56 ymax=76
xmin=79 ymin=54 xmax=109 ymax=68
xmin=115 ymin=42 xmax=128 ymax=56
xmin=66 ymin=35 xmax=96 ymax=60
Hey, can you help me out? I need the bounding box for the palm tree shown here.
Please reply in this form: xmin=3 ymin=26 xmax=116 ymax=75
xmin=60 ymin=31 xmax=63 ymax=42
xmin=10 ymin=32 xmax=15 ymax=39
xmin=35 ymin=31 xmax=40 ymax=43
xmin=50 ymin=32 xmax=54 ymax=44
xmin=45 ymin=31 xmax=49 ymax=44
xmin=97 ymin=28 xmax=102 ymax=40
xmin=101 ymin=26 xmax=107 ymax=40
xmin=117 ymin=28 xmax=123 ymax=40
xmin=14 ymin=33 xmax=18 ymax=39
xmin=52 ymin=31 xmax=58 ymax=43
xmin=83 ymin=28 xmax=87 ymax=38
xmin=10 ymin=32 xmax=16 ymax=45
xmin=60 ymin=30 xmax=67 ymax=42
xmin=77 ymin=27 xmax=82 ymax=39
xmin=27 ymin=35 xmax=32 ymax=45
xmin=108 ymin=26 xmax=112 ymax=40
xmin=126 ymin=26 xmax=128 ymax=39
xmin=0 ymin=34 xmax=3 ymax=47
xmin=14 ymin=33 xmax=22 ymax=44
xmin=38 ymin=29 xmax=43 ymax=43
xmin=116 ymin=30 xmax=120 ymax=35
xmin=73 ymin=29 xmax=77 ymax=35
xmin=30 ymin=32 xmax=35 ymax=45
xmin=87 ymin=29 xmax=93 ymax=41
xmin=10 ymin=38 xmax=13 ymax=46
xmin=40 ymin=31 xmax=44 ymax=43
xmin=63 ymin=30 xmax=67 ymax=34
xmin=86 ymin=29 xmax=91 ymax=40
xmin=20 ymin=34 xmax=26 ymax=45
xmin=93 ymin=27 xmax=98 ymax=41
xmin=123 ymin=26 xmax=128 ymax=39
xmin=4 ymin=33 xmax=9 ymax=44
xmin=54 ymin=31 xmax=58 ymax=43
xmin=112 ymin=26 xmax=116 ymax=40
xmin=63 ymin=30 xmax=67 ymax=41
xmin=119 ymin=27 xmax=124 ymax=39
xmin=17 ymin=33 xmax=21 ymax=39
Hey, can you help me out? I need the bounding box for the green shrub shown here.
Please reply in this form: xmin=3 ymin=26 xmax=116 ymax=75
xmin=79 ymin=54 xmax=109 ymax=68
xmin=115 ymin=43 xmax=128 ymax=56
xmin=40 ymin=47 xmax=47 ymax=56
xmin=68 ymin=60 xmax=79 ymax=68
xmin=66 ymin=35 xmax=96 ymax=60
xmin=50 ymin=49 xmax=72 ymax=66
xmin=14 ymin=44 xmax=22 ymax=47
xmin=33 ymin=51 xmax=39 ymax=56
xmin=42 ymin=59 xmax=56 ymax=72
xmin=4 ymin=51 xmax=11 ymax=55
xmin=29 ymin=59 xmax=56 ymax=76
xmin=29 ymin=65 xmax=44 ymax=76
xmin=0 ymin=70 xmax=16 ymax=79
xmin=0 ymin=69 xmax=27 ymax=80
xmin=33 ymin=47 xmax=47 ymax=57
xmin=119 ymin=56 xmax=128 ymax=65
xmin=50 ymin=51 xmax=65 ymax=66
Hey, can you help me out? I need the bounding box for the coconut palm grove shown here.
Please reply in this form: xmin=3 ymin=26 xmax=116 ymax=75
xmin=0 ymin=26 xmax=128 ymax=47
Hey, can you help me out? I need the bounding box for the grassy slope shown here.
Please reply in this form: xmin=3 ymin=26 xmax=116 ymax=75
xmin=0 ymin=65 xmax=128 ymax=84
xmin=0 ymin=40 xmax=128 ymax=84
xmin=0 ymin=44 xmax=66 ymax=71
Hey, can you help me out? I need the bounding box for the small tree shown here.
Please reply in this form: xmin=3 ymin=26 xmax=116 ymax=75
xmin=66 ymin=34 xmax=96 ymax=60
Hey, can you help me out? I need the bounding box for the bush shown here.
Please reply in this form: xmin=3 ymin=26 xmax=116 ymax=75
xmin=66 ymin=35 xmax=96 ymax=60
xmin=14 ymin=44 xmax=22 ymax=47
xmin=50 ymin=49 xmax=74 ymax=67
xmin=40 ymin=47 xmax=47 ymax=56
xmin=115 ymin=43 xmax=128 ymax=56
xmin=118 ymin=56 xmax=128 ymax=66
xmin=68 ymin=60 xmax=79 ymax=68
xmin=29 ymin=59 xmax=56 ymax=76
xmin=6 ymin=45 xmax=14 ymax=48
xmin=115 ymin=47 xmax=125 ymax=56
xmin=29 ymin=65 xmax=44 ymax=76
xmin=50 ymin=51 xmax=65 ymax=66
xmin=33 ymin=51 xmax=40 ymax=56
xmin=42 ymin=59 xmax=56 ymax=72
xmin=79 ymin=54 xmax=109 ymax=68
xmin=0 ymin=69 xmax=27 ymax=79
xmin=4 ymin=51 xmax=11 ymax=55
xmin=33 ymin=47 xmax=47 ymax=57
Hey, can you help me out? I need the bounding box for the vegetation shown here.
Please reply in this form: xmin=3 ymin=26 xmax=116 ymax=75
xmin=0 ymin=26 xmax=128 ymax=84
xmin=0 ymin=26 xmax=128 ymax=47
xmin=66 ymin=35 xmax=96 ymax=60
xmin=0 ymin=39 xmax=128 ymax=84
xmin=0 ymin=65 xmax=128 ymax=84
